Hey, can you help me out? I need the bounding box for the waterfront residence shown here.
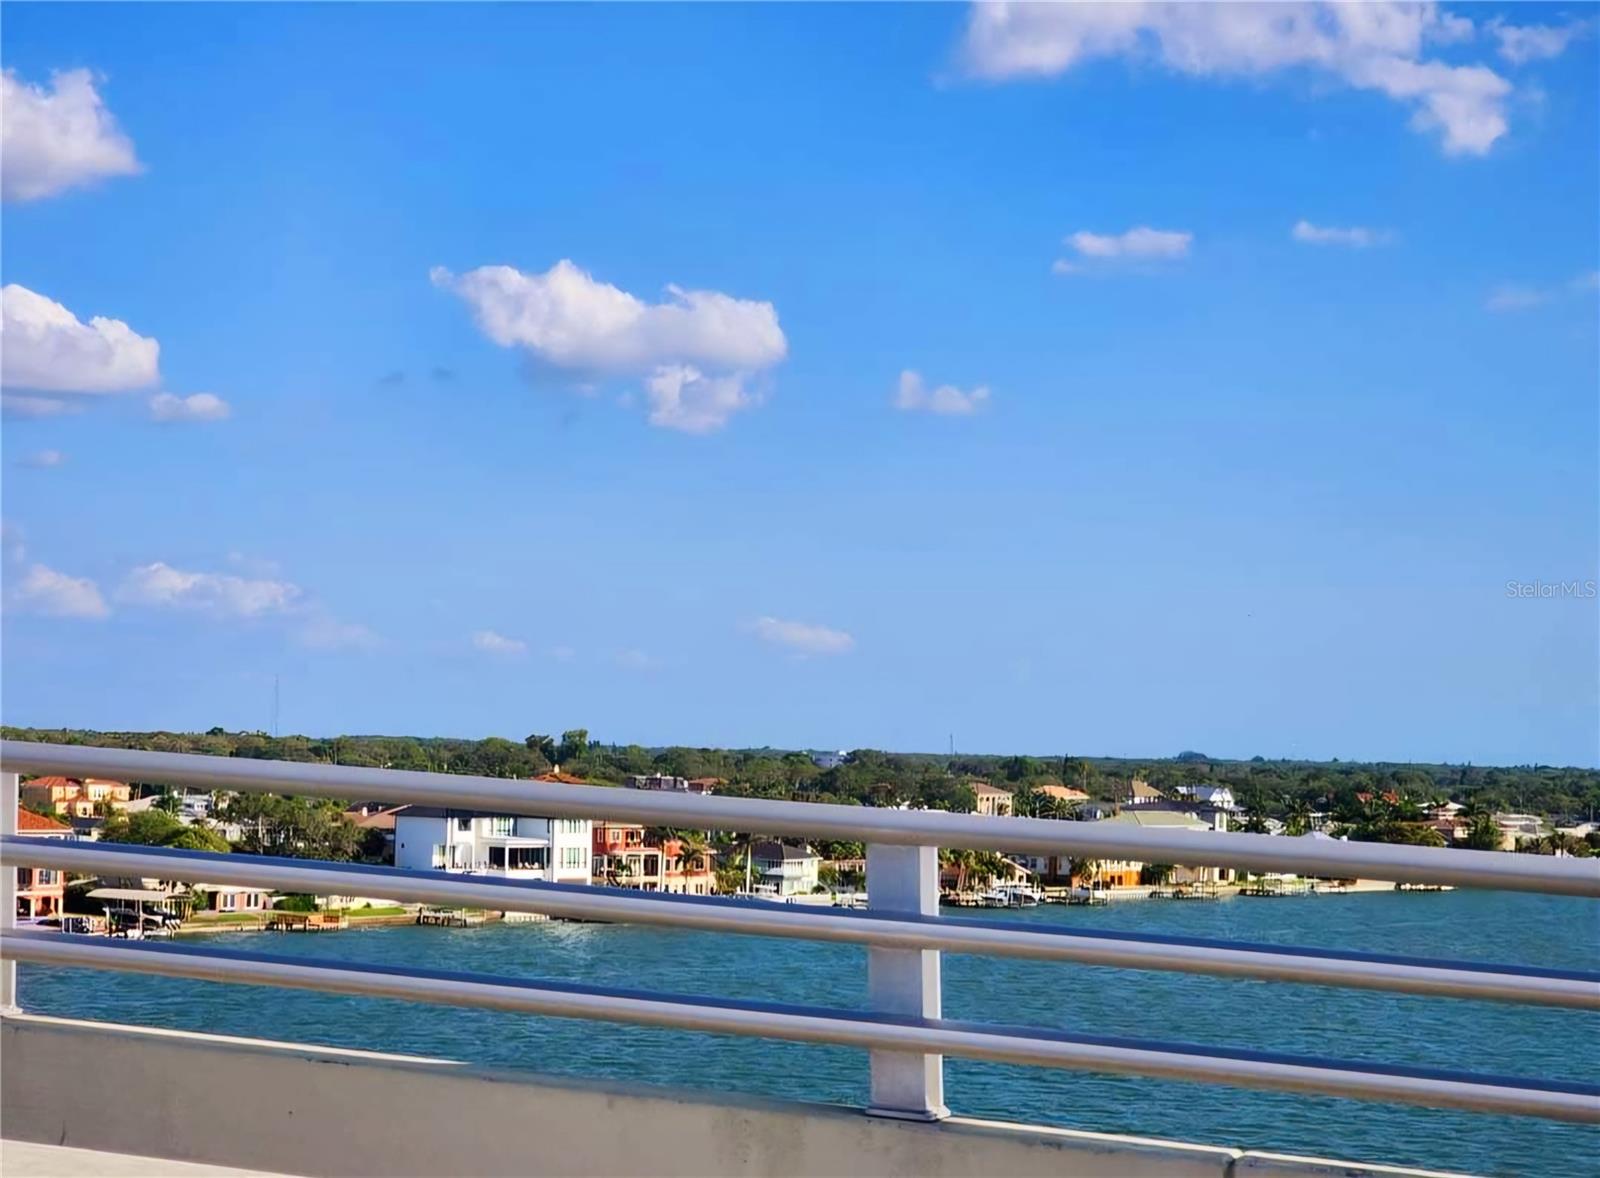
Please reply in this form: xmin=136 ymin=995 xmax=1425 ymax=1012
xmin=750 ymin=841 xmax=821 ymax=896
xmin=592 ymin=821 xmax=664 ymax=890
xmin=190 ymin=884 xmax=275 ymax=915
xmin=344 ymin=802 xmax=405 ymax=860
xmin=660 ymin=836 xmax=717 ymax=895
xmin=970 ymin=782 xmax=1014 ymax=817
xmin=20 ymin=776 xmax=132 ymax=818
xmin=1099 ymin=809 xmax=1236 ymax=884
xmin=14 ymin=807 xmax=72 ymax=922
xmin=810 ymin=749 xmax=847 ymax=769
xmin=393 ymin=808 xmax=591 ymax=882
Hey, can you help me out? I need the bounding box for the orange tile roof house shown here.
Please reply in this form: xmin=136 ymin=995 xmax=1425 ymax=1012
xmin=14 ymin=806 xmax=73 ymax=922
xmin=21 ymin=775 xmax=133 ymax=818
xmin=1035 ymin=784 xmax=1091 ymax=804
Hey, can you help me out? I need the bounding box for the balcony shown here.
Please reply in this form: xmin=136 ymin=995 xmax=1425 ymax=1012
xmin=2 ymin=740 xmax=1597 ymax=1177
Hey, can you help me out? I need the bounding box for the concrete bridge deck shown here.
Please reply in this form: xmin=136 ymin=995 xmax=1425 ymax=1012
xmin=2 ymin=1014 xmax=1474 ymax=1178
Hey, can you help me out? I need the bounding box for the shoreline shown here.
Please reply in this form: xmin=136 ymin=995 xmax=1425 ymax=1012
xmin=164 ymin=878 xmax=1429 ymax=938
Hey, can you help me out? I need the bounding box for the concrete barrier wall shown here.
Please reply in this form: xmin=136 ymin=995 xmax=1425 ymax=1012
xmin=0 ymin=1015 xmax=1470 ymax=1178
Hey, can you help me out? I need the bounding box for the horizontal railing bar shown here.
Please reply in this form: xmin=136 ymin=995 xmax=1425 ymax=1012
xmin=5 ymin=742 xmax=1597 ymax=896
xmin=7 ymin=838 xmax=1597 ymax=1009
xmin=3 ymin=931 xmax=1595 ymax=1123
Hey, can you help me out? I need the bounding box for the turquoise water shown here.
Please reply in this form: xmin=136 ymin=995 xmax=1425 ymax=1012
xmin=18 ymin=889 xmax=1600 ymax=1176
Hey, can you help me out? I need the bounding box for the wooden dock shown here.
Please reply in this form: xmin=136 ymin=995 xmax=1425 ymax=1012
xmin=265 ymin=912 xmax=349 ymax=932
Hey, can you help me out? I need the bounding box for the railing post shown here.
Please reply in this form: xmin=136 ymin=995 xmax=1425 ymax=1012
xmin=2 ymin=770 xmax=19 ymax=1011
xmin=864 ymin=843 xmax=948 ymax=1121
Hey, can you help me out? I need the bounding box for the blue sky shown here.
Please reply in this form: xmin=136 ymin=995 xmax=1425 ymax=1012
xmin=2 ymin=3 xmax=1595 ymax=766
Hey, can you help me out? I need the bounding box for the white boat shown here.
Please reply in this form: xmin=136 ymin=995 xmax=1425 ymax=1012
xmin=980 ymin=883 xmax=1041 ymax=908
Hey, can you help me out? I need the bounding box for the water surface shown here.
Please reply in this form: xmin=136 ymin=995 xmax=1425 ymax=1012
xmin=19 ymin=888 xmax=1599 ymax=1176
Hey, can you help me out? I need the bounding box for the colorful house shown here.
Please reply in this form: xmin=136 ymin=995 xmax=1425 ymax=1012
xmin=21 ymin=776 xmax=132 ymax=818
xmin=14 ymin=808 xmax=72 ymax=922
xmin=591 ymin=821 xmax=664 ymax=890
xmin=660 ymin=837 xmax=717 ymax=896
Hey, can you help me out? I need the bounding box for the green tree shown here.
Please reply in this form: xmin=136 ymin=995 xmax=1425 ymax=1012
xmin=1464 ymin=812 xmax=1502 ymax=851
xmin=557 ymin=728 xmax=590 ymax=764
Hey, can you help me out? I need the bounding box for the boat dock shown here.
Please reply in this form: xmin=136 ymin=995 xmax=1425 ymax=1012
xmin=417 ymin=908 xmax=486 ymax=927
xmin=265 ymin=912 xmax=349 ymax=932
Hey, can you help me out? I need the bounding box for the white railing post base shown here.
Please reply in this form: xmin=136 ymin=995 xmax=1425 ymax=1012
xmin=865 ymin=843 xmax=948 ymax=1121
xmin=1 ymin=771 xmax=19 ymax=1012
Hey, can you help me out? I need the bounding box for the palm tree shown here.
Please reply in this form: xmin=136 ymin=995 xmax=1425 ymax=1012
xmin=675 ymin=830 xmax=710 ymax=873
xmin=1067 ymin=856 xmax=1099 ymax=889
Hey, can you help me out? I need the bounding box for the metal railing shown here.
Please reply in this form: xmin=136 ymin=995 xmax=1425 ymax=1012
xmin=2 ymin=740 xmax=1597 ymax=1127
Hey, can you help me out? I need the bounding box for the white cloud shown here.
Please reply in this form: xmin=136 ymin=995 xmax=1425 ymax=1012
xmin=119 ymin=561 xmax=302 ymax=617
xmin=1 ymin=284 xmax=160 ymax=394
xmin=644 ymin=365 xmax=760 ymax=434
xmin=894 ymin=370 xmax=991 ymax=416
xmin=432 ymin=259 xmax=787 ymax=432
xmin=295 ymin=613 xmax=380 ymax=652
xmin=472 ymin=629 xmax=528 ymax=656
xmin=1291 ymin=220 xmax=1393 ymax=247
xmin=1 ymin=68 xmax=140 ymax=202
xmin=750 ymin=616 xmax=855 ymax=657
xmin=1053 ymin=226 xmax=1191 ymax=274
xmin=1485 ymin=285 xmax=1550 ymax=313
xmin=1489 ymin=18 xmax=1590 ymax=65
xmin=962 ymin=3 xmax=1513 ymax=155
xmin=150 ymin=392 xmax=231 ymax=422
xmin=549 ymin=644 xmax=577 ymax=662
xmin=1 ymin=394 xmax=82 ymax=419
xmin=1484 ymin=272 xmax=1600 ymax=312
xmin=1069 ymin=227 xmax=1192 ymax=259
xmin=18 ymin=450 xmax=66 ymax=469
xmin=11 ymin=562 xmax=108 ymax=619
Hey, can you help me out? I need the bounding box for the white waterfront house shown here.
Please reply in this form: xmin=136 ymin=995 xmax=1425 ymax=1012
xmin=750 ymin=841 xmax=821 ymax=896
xmin=394 ymin=808 xmax=592 ymax=884
xmin=809 ymin=750 xmax=847 ymax=770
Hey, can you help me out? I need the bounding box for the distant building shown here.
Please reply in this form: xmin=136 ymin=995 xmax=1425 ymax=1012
xmin=660 ymin=837 xmax=717 ymax=896
xmin=1034 ymin=784 xmax=1090 ymax=805
xmin=393 ymin=808 xmax=591 ymax=883
xmin=1121 ymin=778 xmax=1163 ymax=806
xmin=1174 ymin=785 xmax=1238 ymax=812
xmin=750 ymin=841 xmax=821 ymax=896
xmin=1099 ymin=809 xmax=1234 ymax=884
xmin=191 ymin=884 xmax=275 ymax=914
xmin=592 ymin=822 xmax=664 ymax=890
xmin=970 ymin=783 xmax=1015 ymax=818
xmin=592 ymin=825 xmax=659 ymax=889
xmin=810 ymin=751 xmax=847 ymax=770
xmin=14 ymin=807 xmax=72 ymax=922
xmin=21 ymin=776 xmax=132 ymax=818
xmin=624 ymin=774 xmax=717 ymax=795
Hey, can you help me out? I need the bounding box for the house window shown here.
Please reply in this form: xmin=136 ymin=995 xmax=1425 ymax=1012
xmin=490 ymin=816 xmax=514 ymax=837
xmin=456 ymin=817 xmax=473 ymax=833
xmin=220 ymin=893 xmax=237 ymax=912
xmin=561 ymin=847 xmax=585 ymax=869
xmin=431 ymin=844 xmax=447 ymax=869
